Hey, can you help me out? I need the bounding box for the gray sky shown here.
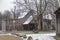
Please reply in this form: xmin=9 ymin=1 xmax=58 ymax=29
xmin=0 ymin=0 xmax=14 ymax=12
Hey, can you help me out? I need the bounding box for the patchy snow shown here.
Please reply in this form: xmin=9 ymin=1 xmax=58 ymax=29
xmin=23 ymin=16 xmax=33 ymax=24
xmin=26 ymin=33 xmax=56 ymax=40
xmin=0 ymin=33 xmax=56 ymax=40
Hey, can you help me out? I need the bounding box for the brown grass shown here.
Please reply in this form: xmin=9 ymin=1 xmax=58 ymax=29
xmin=0 ymin=35 xmax=23 ymax=40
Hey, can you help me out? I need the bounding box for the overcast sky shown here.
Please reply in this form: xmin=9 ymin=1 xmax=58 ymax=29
xmin=0 ymin=0 xmax=14 ymax=12
xmin=0 ymin=0 xmax=60 ymax=13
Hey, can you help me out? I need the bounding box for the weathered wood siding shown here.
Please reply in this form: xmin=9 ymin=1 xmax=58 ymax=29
xmin=56 ymin=14 xmax=60 ymax=34
xmin=6 ymin=19 xmax=23 ymax=31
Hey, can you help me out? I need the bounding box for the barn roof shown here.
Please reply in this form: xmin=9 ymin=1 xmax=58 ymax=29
xmin=23 ymin=16 xmax=33 ymax=24
xmin=54 ymin=7 xmax=60 ymax=14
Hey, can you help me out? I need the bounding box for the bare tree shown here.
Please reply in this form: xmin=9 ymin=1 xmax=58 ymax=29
xmin=0 ymin=12 xmax=2 ymax=20
xmin=2 ymin=10 xmax=12 ymax=20
xmin=14 ymin=0 xmax=59 ymax=31
xmin=11 ymin=6 xmax=21 ymax=19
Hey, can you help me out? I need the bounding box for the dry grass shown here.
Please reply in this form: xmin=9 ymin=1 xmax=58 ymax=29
xmin=0 ymin=35 xmax=23 ymax=40
xmin=55 ymin=36 xmax=60 ymax=40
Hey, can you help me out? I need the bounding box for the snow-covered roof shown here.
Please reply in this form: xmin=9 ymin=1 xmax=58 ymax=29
xmin=18 ymin=12 xmax=28 ymax=19
xmin=18 ymin=10 xmax=52 ymax=25
xmin=23 ymin=16 xmax=33 ymax=24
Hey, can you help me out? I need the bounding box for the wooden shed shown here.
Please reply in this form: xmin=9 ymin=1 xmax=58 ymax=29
xmin=54 ymin=7 xmax=60 ymax=35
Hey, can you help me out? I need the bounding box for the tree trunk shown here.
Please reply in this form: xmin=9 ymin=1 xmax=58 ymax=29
xmin=37 ymin=14 xmax=43 ymax=31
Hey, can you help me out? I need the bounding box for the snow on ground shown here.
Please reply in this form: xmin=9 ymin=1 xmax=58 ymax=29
xmin=26 ymin=33 xmax=56 ymax=40
xmin=0 ymin=33 xmax=56 ymax=40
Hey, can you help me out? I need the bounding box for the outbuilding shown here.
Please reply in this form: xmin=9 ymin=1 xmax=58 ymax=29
xmin=54 ymin=7 xmax=60 ymax=35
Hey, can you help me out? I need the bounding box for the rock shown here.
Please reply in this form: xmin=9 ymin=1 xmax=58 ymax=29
xmin=23 ymin=35 xmax=27 ymax=38
xmin=27 ymin=36 xmax=33 ymax=40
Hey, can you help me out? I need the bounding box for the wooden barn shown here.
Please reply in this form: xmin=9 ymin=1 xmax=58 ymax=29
xmin=1 ymin=10 xmax=36 ymax=31
xmin=1 ymin=10 xmax=56 ymax=32
xmin=2 ymin=19 xmax=36 ymax=31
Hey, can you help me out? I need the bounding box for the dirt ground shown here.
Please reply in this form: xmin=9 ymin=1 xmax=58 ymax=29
xmin=0 ymin=35 xmax=23 ymax=40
